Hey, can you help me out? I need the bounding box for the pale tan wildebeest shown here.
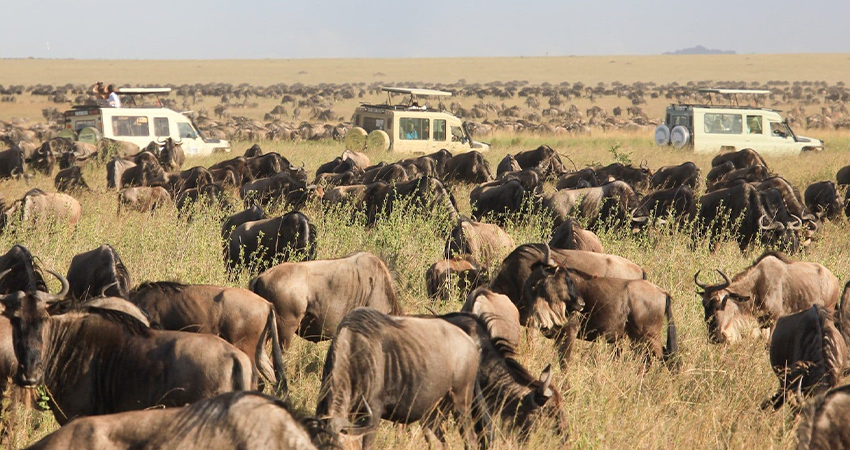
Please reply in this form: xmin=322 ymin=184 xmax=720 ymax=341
xmin=425 ymin=255 xmax=487 ymax=302
xmin=445 ymin=217 xmax=516 ymax=267
xmin=461 ymin=287 xmax=521 ymax=348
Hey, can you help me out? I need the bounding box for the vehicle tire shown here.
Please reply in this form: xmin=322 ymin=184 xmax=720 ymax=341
xmin=57 ymin=129 xmax=78 ymax=141
xmin=78 ymin=127 xmax=102 ymax=145
xmin=366 ymin=130 xmax=390 ymax=153
xmin=654 ymin=124 xmax=670 ymax=146
xmin=670 ymin=126 xmax=690 ymax=149
xmin=345 ymin=127 xmax=367 ymax=151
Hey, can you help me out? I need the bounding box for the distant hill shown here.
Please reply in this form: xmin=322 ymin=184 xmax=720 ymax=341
xmin=664 ymin=45 xmax=736 ymax=55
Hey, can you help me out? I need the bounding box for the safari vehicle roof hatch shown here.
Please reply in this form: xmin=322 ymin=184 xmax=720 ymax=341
xmin=379 ymin=86 xmax=453 ymax=111
xmin=697 ymin=88 xmax=771 ymax=107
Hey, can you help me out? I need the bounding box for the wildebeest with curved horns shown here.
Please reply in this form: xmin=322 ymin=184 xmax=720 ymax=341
xmin=804 ymin=180 xmax=842 ymax=221
xmin=226 ymin=210 xmax=317 ymax=272
xmin=54 ymin=166 xmax=89 ymax=192
xmin=66 ymin=244 xmax=131 ymax=300
xmin=249 ymin=252 xmax=401 ymax=349
xmin=511 ymin=145 xmax=565 ymax=180
xmin=2 ymin=276 xmax=255 ymax=424
xmin=694 ymin=252 xmax=839 ymax=344
xmin=157 ymin=137 xmax=185 ymax=172
xmin=129 ymin=281 xmax=287 ymax=395
xmin=316 ymin=308 xmax=493 ymax=449
xmin=25 ymin=391 xmax=331 ymax=450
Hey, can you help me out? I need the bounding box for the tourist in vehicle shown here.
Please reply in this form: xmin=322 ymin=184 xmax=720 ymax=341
xmin=404 ymin=123 xmax=418 ymax=139
xmin=107 ymin=85 xmax=121 ymax=108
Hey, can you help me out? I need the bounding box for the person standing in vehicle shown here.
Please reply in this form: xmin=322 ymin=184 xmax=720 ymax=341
xmin=107 ymin=85 xmax=121 ymax=108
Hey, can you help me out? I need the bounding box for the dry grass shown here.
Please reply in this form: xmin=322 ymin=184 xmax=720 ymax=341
xmin=0 ymin=129 xmax=849 ymax=448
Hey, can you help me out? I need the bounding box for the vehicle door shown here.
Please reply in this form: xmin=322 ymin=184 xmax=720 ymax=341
xmin=701 ymin=112 xmax=742 ymax=153
xmin=431 ymin=118 xmax=449 ymax=153
xmin=744 ymin=113 xmax=765 ymax=149
xmin=448 ymin=122 xmax=472 ymax=153
xmin=397 ymin=117 xmax=429 ymax=153
xmin=175 ymin=120 xmax=204 ymax=155
xmin=109 ymin=114 xmax=152 ymax=148
xmin=768 ymin=120 xmax=797 ymax=154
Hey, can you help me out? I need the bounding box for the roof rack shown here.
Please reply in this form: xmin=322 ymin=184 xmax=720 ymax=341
xmin=698 ymin=88 xmax=770 ymax=107
xmin=381 ymin=87 xmax=452 ymax=97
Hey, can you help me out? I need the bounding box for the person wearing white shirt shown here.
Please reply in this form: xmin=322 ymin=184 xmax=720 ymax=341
xmin=107 ymin=84 xmax=121 ymax=108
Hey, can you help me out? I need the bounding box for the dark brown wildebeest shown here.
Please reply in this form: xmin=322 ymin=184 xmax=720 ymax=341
xmin=362 ymin=162 xmax=409 ymax=184
xmin=445 ymin=218 xmax=515 ymax=267
xmin=106 ymin=157 xmax=136 ymax=190
xmin=694 ymin=252 xmax=839 ymax=344
xmin=209 ymin=166 xmax=240 ymax=188
xmin=762 ymin=305 xmax=847 ymax=410
xmin=315 ymin=155 xmax=359 ymax=178
xmin=66 ymin=244 xmax=131 ymax=301
xmin=0 ymin=148 xmax=27 ymax=179
xmin=489 ymin=243 xmax=644 ymax=309
xmin=548 ymin=218 xmax=604 ymax=253
xmin=249 ymin=252 xmax=401 ymax=348
xmin=209 ymin=156 xmax=253 ymax=184
xmin=25 ymin=391 xmax=329 ymax=450
xmin=637 ymin=186 xmax=697 ymax=223
xmin=470 ymin=179 xmax=533 ymax=225
xmin=757 ymin=176 xmax=818 ymax=230
xmin=1 ymin=188 xmax=83 ymax=231
xmin=712 ymin=164 xmax=771 ymax=187
xmin=442 ymin=151 xmax=492 ymax=184
xmin=555 ymin=168 xmax=598 ymax=190
xmin=804 ymin=181 xmax=842 ymax=220
xmin=499 ymin=168 xmax=543 ymax=194
xmin=796 ymin=384 xmax=850 ymax=449
xmin=542 ymin=181 xmax=645 ymax=228
xmin=133 ymin=150 xmax=159 ymax=166
xmin=461 ymin=287 xmax=521 ymax=348
xmin=2 ymin=281 xmax=255 ymax=424
xmin=650 ymin=161 xmax=699 ymax=190
xmin=29 ymin=144 xmax=57 ymax=175
xmin=314 ymin=169 xmax=362 ymax=188
xmin=120 ymin=160 xmax=165 ymax=188
xmin=244 ymin=143 xmax=263 ymax=158
xmin=397 ymin=154 xmax=440 ymax=179
xmin=176 ymin=184 xmax=229 ymax=215
xmin=594 ymin=162 xmax=652 ymax=192
xmin=711 ymin=147 xmax=768 ymax=169
xmin=240 ymin=172 xmax=317 ymax=209
xmin=54 ymin=166 xmax=89 ymax=192
xmin=97 ymin=137 xmax=140 ymax=159
xmin=425 ymin=255 xmax=487 ymax=302
xmin=363 ymin=177 xmax=458 ymax=226
xmin=0 ymin=244 xmax=47 ymax=293
xmin=226 ymin=211 xmax=317 ymax=272
xmin=496 ymin=153 xmax=521 ymax=177
xmin=705 ymin=161 xmax=735 ymax=189
xmin=157 ymin=137 xmax=185 ymax=171
xmin=117 ymin=186 xmax=172 ymax=214
xmin=221 ymin=205 xmax=266 ymax=243
xmin=154 ymin=166 xmax=215 ymax=195
xmin=247 ymin=153 xmax=303 ymax=180
xmin=521 ymin=262 xmax=677 ymax=365
xmin=315 ymin=308 xmax=493 ymax=449
xmin=511 ymin=145 xmax=565 ymax=180
xmin=322 ymin=184 xmax=367 ymax=210
xmin=129 ymin=281 xmax=286 ymax=394
xmin=837 ymin=165 xmax=850 ymax=186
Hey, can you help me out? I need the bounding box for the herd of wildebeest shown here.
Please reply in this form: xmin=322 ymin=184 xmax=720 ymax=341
xmin=2 ymin=132 xmax=850 ymax=449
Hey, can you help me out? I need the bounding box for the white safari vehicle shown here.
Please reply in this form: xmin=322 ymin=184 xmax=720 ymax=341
xmin=62 ymin=88 xmax=230 ymax=155
xmin=346 ymin=87 xmax=489 ymax=153
xmin=654 ymin=88 xmax=823 ymax=154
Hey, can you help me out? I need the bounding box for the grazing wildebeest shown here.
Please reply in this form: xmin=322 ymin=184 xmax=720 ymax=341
xmin=712 ymin=165 xmax=771 ymax=188
xmin=25 ymin=392 xmax=329 ymax=450
xmin=442 ymin=151 xmax=492 ymax=184
xmin=221 ymin=205 xmax=266 ymax=243
xmin=0 ymin=244 xmax=47 ymax=293
xmin=705 ymin=161 xmax=735 ymax=189
xmin=363 ymin=177 xmax=457 ymax=226
xmin=541 ymin=181 xmax=644 ymax=228
xmin=694 ymin=252 xmax=839 ymax=344
xmin=209 ymin=156 xmax=253 ymax=184
xmin=54 ymin=166 xmax=89 ymax=192
xmin=1 ymin=188 xmax=83 ymax=231
xmin=762 ymin=305 xmax=847 ymax=410
xmin=247 ymin=152 xmax=290 ymax=179
xmin=315 ymin=308 xmax=492 ymax=449
xmin=594 ymin=162 xmax=652 ymax=191
xmin=117 ymin=186 xmax=172 ymax=214
xmin=176 ymin=184 xmax=228 ymax=215
xmin=511 ymin=145 xmax=565 ymax=179
xmin=470 ymin=179 xmax=533 ymax=224
xmin=244 ymin=143 xmax=263 ymax=158
xmin=425 ymin=256 xmax=487 ymax=302
xmin=548 ymin=218 xmax=604 ymax=253
xmin=757 ymin=176 xmax=818 ymax=229
xmin=155 ymin=166 xmax=214 ymax=195
xmin=711 ymin=148 xmax=768 ymax=169
xmin=555 ymin=168 xmax=598 ymax=190
xmin=106 ymin=157 xmax=136 ymax=190
xmin=97 ymin=137 xmax=140 ymax=159
xmin=461 ymin=287 xmax=522 ymax=348
xmin=496 ymin=153 xmax=521 ymax=177
xmin=796 ymin=384 xmax=850 ymax=449
xmin=499 ymin=168 xmax=543 ymax=194
xmin=129 ymin=282 xmax=287 ymax=394
xmin=362 ymin=162 xmax=409 ymax=184
xmin=2 ymin=280 xmax=255 ymax=424
xmin=240 ymin=172 xmax=317 ymax=209
xmin=226 ymin=211 xmax=317 ymax=272
xmin=314 ymin=169 xmax=362 ymax=188
xmin=805 ymin=181 xmax=842 ymax=220
xmin=521 ymin=262 xmax=677 ymax=365
xmin=249 ymin=252 xmax=401 ymax=348
xmin=445 ymin=218 xmax=515 ymax=266
xmin=489 ymin=243 xmax=645 ymax=308
xmin=66 ymin=244 xmax=131 ymax=300
xmin=650 ymin=162 xmax=700 ymax=190
xmin=637 ymin=186 xmax=697 ymax=223
xmin=120 ymin=160 xmax=165 ymax=188
xmin=0 ymin=148 xmax=27 ymax=179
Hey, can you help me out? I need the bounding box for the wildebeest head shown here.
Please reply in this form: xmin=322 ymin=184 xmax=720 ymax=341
xmin=1 ymin=268 xmax=69 ymax=386
xmin=511 ymin=363 xmax=566 ymax=438
xmin=523 ymin=262 xmax=584 ymax=335
xmin=694 ymin=270 xmax=749 ymax=344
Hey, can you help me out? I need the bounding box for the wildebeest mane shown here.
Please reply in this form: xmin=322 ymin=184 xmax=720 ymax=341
xmin=82 ymin=306 xmax=153 ymax=337
xmin=339 ymin=307 xmax=403 ymax=339
xmin=0 ymin=245 xmax=48 ymax=292
xmin=130 ymin=280 xmax=188 ymax=296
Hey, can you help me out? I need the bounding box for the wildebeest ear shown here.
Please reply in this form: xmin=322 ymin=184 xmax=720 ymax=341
xmin=534 ymin=364 xmax=554 ymax=404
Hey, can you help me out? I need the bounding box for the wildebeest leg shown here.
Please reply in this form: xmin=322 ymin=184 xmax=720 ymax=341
xmin=421 ymin=407 xmax=447 ymax=450
xmin=450 ymin=389 xmax=484 ymax=450
xmin=554 ymin=321 xmax=580 ymax=368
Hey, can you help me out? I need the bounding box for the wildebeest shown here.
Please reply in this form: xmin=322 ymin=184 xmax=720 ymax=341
xmin=542 ymin=181 xmax=645 ymax=228
xmin=804 ymin=181 xmax=842 ymax=220
xmin=694 ymin=252 xmax=840 ymax=343
xmin=117 ymin=186 xmax=172 ymax=214
xmin=2 ymin=280 xmax=255 ymax=424
xmin=796 ymin=384 xmax=850 ymax=449
xmin=226 ymin=210 xmax=317 ymax=272
xmin=425 ymin=255 xmax=487 ymax=302
xmin=705 ymin=161 xmax=735 ymax=188
xmin=54 ymin=166 xmax=89 ymax=192
xmin=157 ymin=137 xmax=185 ymax=171
xmin=650 ymin=162 xmax=699 ymax=190
xmin=66 ymin=244 xmax=131 ymax=300
xmin=129 ymin=281 xmax=287 ymax=394
xmin=762 ymin=305 xmax=847 ymax=410
xmin=442 ymin=151 xmax=492 ymax=184
xmin=315 ymin=308 xmax=492 ymax=449
xmin=106 ymin=157 xmax=136 ymax=190
xmin=249 ymin=252 xmax=401 ymax=348
xmin=97 ymin=137 xmax=140 ymax=159
xmin=0 ymin=148 xmax=26 ymax=179
xmin=221 ymin=204 xmax=266 ymax=243
xmin=120 ymin=160 xmax=165 ymax=188
xmin=499 ymin=168 xmax=543 ymax=194
xmin=25 ymin=391 xmax=329 ymax=450
xmin=521 ymin=262 xmax=677 ymax=364
xmin=757 ymin=176 xmax=818 ymax=228
xmin=470 ymin=179 xmax=531 ymax=225
xmin=0 ymin=244 xmax=47 ymax=293
xmin=594 ymin=162 xmax=652 ymax=191
xmin=548 ymin=218 xmax=604 ymax=253
xmin=362 ymin=162 xmax=409 ymax=184
xmin=240 ymin=172 xmax=318 ymax=209
xmin=637 ymin=186 xmax=697 ymax=223
xmin=244 ymin=143 xmax=263 ymax=158
xmin=445 ymin=218 xmax=515 ymax=267
xmin=247 ymin=152 xmax=297 ymax=179
xmin=496 ymin=153 xmax=521 ymax=177
xmin=209 ymin=155 xmax=253 ymax=184
xmin=1 ymin=188 xmax=83 ymax=231
xmin=363 ymin=177 xmax=457 ymax=226
xmin=555 ymin=168 xmax=598 ymax=190
xmin=176 ymin=184 xmax=229 ymax=216
xmin=511 ymin=145 xmax=565 ymax=179
xmin=711 ymin=148 xmax=768 ymax=169
xmin=461 ymin=287 xmax=522 ymax=348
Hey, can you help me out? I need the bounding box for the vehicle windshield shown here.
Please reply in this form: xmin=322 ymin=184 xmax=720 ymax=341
xmin=177 ymin=122 xmax=199 ymax=139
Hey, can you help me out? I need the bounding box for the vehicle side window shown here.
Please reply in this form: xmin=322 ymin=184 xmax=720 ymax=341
xmin=703 ymin=113 xmax=742 ymax=134
xmin=770 ymin=122 xmax=787 ymax=138
xmin=112 ymin=116 xmax=149 ymax=137
xmin=746 ymin=115 xmax=763 ymax=134
xmin=451 ymin=126 xmax=464 ymax=142
xmin=154 ymin=117 xmax=170 ymax=137
xmin=433 ymin=119 xmax=447 ymax=141
xmin=362 ymin=117 xmax=385 ymax=133
xmin=399 ymin=118 xmax=428 ymax=140
xmin=177 ymin=122 xmax=198 ymax=139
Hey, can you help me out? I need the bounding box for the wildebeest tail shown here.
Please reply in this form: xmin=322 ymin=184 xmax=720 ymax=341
xmin=385 ymin=272 xmax=402 ymax=315
xmin=663 ymin=293 xmax=678 ymax=366
xmin=472 ymin=379 xmax=494 ymax=449
xmin=264 ymin=307 xmax=288 ymax=398
xmin=231 ymin=353 xmax=255 ymax=392
xmin=838 ymin=281 xmax=850 ymax=349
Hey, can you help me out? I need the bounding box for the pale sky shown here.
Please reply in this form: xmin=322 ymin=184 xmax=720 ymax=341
xmin=2 ymin=0 xmax=847 ymax=59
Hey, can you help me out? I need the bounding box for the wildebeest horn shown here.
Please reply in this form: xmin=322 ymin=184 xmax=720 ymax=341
xmin=0 ymin=268 xmax=12 ymax=285
xmin=789 ymin=215 xmax=803 ymax=230
xmin=716 ymin=270 xmax=731 ymax=290
xmin=541 ymin=243 xmax=556 ymax=267
xmin=46 ymin=269 xmax=69 ymax=297
xmin=694 ymin=270 xmax=709 ymax=290
xmin=99 ymin=281 xmax=119 ymax=298
xmin=759 ymin=214 xmax=784 ymax=231
xmin=640 ymin=159 xmax=648 ymax=169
